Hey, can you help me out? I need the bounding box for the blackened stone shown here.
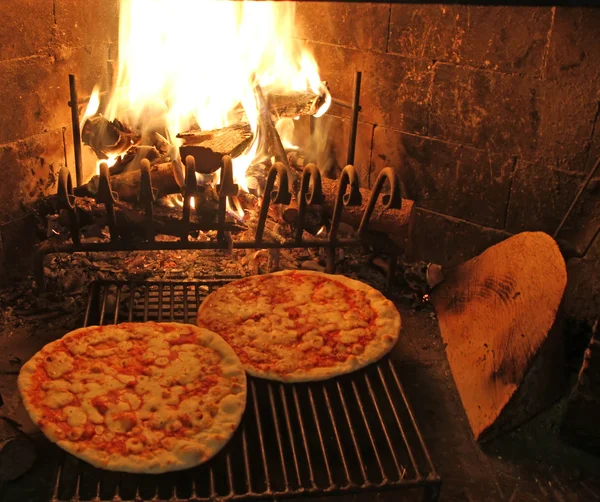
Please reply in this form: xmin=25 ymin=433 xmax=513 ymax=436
xmin=408 ymin=208 xmax=510 ymax=267
xmin=536 ymin=79 xmax=598 ymax=173
xmin=0 ymin=214 xmax=38 ymax=280
xmin=305 ymin=41 xmax=432 ymax=134
xmin=303 ymin=41 xmax=361 ymax=121
xmin=372 ymin=127 xmax=514 ymax=228
xmin=389 ymin=5 xmax=464 ymax=62
xmin=291 ymin=114 xmax=373 ymax=188
xmin=0 ymin=129 xmax=66 ymax=223
xmin=389 ymin=5 xmax=552 ymax=77
xmin=429 ymin=63 xmax=542 ymax=156
xmin=565 ymin=233 xmax=600 ymax=321
xmin=0 ymin=232 xmax=6 ymax=288
xmin=295 ymin=2 xmax=389 ymax=52
xmin=322 ymin=115 xmax=373 ymax=188
xmin=0 ymin=0 xmax=54 ymax=61
xmin=0 ymin=44 xmax=112 ymax=145
xmin=545 ymin=8 xmax=600 ymax=85
xmin=360 ymin=53 xmax=432 ymax=135
xmin=55 ymin=0 xmax=119 ymax=48
xmin=504 ymin=160 xmax=599 ymax=239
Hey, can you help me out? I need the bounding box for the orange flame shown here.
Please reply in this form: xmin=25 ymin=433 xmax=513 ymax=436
xmin=102 ymin=0 xmax=330 ymax=190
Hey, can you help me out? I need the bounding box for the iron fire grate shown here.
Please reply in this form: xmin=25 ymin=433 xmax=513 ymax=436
xmin=47 ymin=279 xmax=441 ymax=502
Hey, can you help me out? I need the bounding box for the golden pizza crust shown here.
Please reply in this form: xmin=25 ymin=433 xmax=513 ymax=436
xmin=197 ymin=270 xmax=401 ymax=382
xmin=18 ymin=322 xmax=246 ymax=473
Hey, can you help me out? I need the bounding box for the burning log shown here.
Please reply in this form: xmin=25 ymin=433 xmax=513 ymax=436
xmin=0 ymin=417 xmax=36 ymax=482
xmin=74 ymin=160 xmax=184 ymax=202
xmin=254 ymin=82 xmax=297 ymax=191
xmin=267 ymin=89 xmax=329 ymax=118
xmin=178 ymin=123 xmax=253 ymax=173
xmin=431 ymin=232 xmax=567 ymax=441
xmin=50 ymin=197 xmax=243 ymax=242
xmin=82 ymin=115 xmax=141 ymax=159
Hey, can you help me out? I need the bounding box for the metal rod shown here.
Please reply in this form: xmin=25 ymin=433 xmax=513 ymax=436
xmin=336 ymin=381 xmax=369 ymax=484
xmin=292 ymin=387 xmax=317 ymax=489
xmin=98 ymin=284 xmax=109 ymax=325
xmin=307 ymin=387 xmax=334 ymax=488
xmin=250 ymin=381 xmax=272 ymax=491
xmin=68 ymin=74 xmax=83 ymax=187
xmin=267 ymin=384 xmax=290 ymax=491
xmin=113 ymin=284 xmax=122 ymax=324
xmin=377 ymin=365 xmax=420 ymax=478
xmin=241 ymin=426 xmax=254 ymax=494
xmin=279 ymin=385 xmax=303 ymax=489
xmin=388 ymin=359 xmax=438 ymax=476
xmin=351 ymin=380 xmax=387 ymax=482
xmin=364 ymin=373 xmax=405 ymax=480
xmin=323 ymin=387 xmax=353 ymax=486
xmin=346 ymin=71 xmax=362 ymax=166
xmin=553 ymin=155 xmax=600 ymax=239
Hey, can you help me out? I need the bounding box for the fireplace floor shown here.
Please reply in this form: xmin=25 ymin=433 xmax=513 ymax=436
xmin=0 ymin=253 xmax=599 ymax=501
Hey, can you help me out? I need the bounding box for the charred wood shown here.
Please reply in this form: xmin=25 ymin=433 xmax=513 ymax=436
xmin=82 ymin=115 xmax=141 ymax=159
xmin=74 ymin=161 xmax=184 ymax=202
xmin=58 ymin=197 xmax=243 ymax=242
xmin=267 ymin=89 xmax=328 ymax=118
xmin=178 ymin=123 xmax=253 ymax=174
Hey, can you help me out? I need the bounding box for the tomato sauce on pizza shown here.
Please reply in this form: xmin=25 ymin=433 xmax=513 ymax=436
xmin=197 ymin=271 xmax=401 ymax=382
xmin=18 ymin=322 xmax=246 ymax=473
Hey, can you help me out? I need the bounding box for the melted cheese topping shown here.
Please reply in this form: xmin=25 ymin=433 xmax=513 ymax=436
xmin=25 ymin=323 xmax=244 ymax=463
xmin=198 ymin=272 xmax=379 ymax=377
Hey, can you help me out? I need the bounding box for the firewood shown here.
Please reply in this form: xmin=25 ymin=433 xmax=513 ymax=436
xmin=267 ymin=89 xmax=328 ymax=118
xmin=431 ymin=232 xmax=567 ymax=441
xmin=74 ymin=161 xmax=184 ymax=202
xmin=82 ymin=115 xmax=141 ymax=159
xmin=178 ymin=123 xmax=253 ymax=174
xmin=320 ymin=177 xmax=414 ymax=248
xmin=61 ymin=197 xmax=243 ymax=242
xmin=0 ymin=417 xmax=36 ymax=482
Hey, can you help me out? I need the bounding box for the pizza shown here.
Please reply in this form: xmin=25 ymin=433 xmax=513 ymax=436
xmin=18 ymin=322 xmax=246 ymax=473
xmin=196 ymin=270 xmax=401 ymax=382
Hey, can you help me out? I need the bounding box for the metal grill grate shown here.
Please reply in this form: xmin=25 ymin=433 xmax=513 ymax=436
xmin=48 ymin=279 xmax=441 ymax=502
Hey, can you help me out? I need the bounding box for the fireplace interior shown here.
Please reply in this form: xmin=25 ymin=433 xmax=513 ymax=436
xmin=1 ymin=1 xmax=600 ymax=501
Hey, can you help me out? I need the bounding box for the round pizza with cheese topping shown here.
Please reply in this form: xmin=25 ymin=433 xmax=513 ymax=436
xmin=196 ymin=270 xmax=401 ymax=382
xmin=18 ymin=322 xmax=246 ymax=473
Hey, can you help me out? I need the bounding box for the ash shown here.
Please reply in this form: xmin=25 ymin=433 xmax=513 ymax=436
xmin=0 ymin=244 xmax=434 ymax=342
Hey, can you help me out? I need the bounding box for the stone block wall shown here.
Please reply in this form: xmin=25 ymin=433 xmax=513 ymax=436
xmin=296 ymin=4 xmax=600 ymax=320
xmin=0 ymin=0 xmax=118 ymax=283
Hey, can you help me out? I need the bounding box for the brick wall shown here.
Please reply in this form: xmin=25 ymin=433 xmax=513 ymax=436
xmin=296 ymin=4 xmax=600 ymax=320
xmin=0 ymin=0 xmax=118 ymax=283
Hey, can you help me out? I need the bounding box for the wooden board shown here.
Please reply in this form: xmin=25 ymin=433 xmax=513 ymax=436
xmin=431 ymin=232 xmax=567 ymax=441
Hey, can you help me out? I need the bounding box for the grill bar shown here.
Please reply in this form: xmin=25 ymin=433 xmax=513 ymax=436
xmin=45 ymin=279 xmax=440 ymax=502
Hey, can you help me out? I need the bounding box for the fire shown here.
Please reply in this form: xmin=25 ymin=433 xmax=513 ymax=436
xmin=100 ymin=0 xmax=330 ymax=189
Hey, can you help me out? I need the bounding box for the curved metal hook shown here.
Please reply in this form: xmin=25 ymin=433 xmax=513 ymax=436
xmin=96 ymin=162 xmax=119 ymax=241
xmin=255 ymin=162 xmax=292 ymax=242
xmin=217 ymin=155 xmax=239 ymax=197
xmin=358 ymin=167 xmax=402 ymax=236
xmin=57 ymin=167 xmax=75 ymax=209
xmin=295 ymin=163 xmax=323 ymax=242
xmin=329 ymin=165 xmax=362 ymax=243
xmin=216 ymin=156 xmax=239 ymax=242
xmin=57 ymin=167 xmax=80 ymax=245
xmin=267 ymin=162 xmax=292 ymax=205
